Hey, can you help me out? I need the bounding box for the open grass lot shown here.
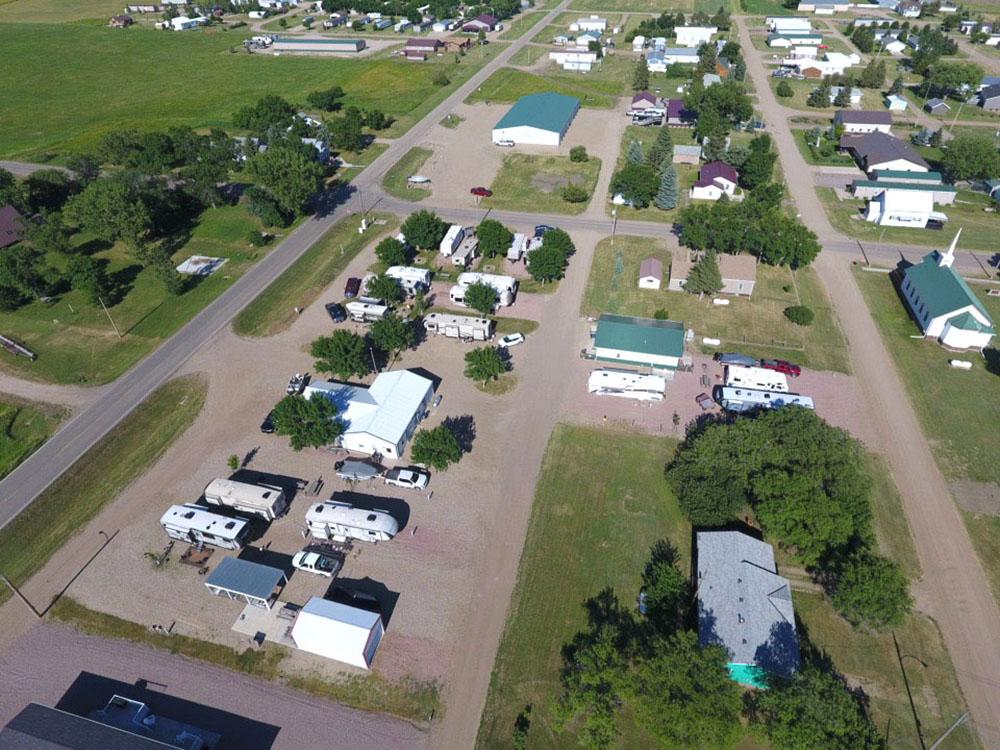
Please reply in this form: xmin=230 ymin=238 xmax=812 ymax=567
xmin=499 ymin=11 xmax=546 ymax=39
xmin=509 ymin=42 xmax=547 ymax=66
xmin=0 ymin=375 xmax=206 ymax=607
xmin=0 ymin=23 xmax=502 ymax=159
xmin=739 ymin=0 xmax=794 ymax=14
xmin=768 ymin=77 xmax=886 ymax=112
xmin=482 ymin=154 xmax=602 ymax=215
xmin=582 ymin=235 xmax=851 ymax=372
xmin=382 ymin=147 xmax=433 ymax=201
xmin=0 ymin=205 xmax=279 ymax=384
xmin=0 ymin=0 xmax=122 ymax=22
xmin=792 ymin=128 xmax=857 ymax=166
xmin=818 ymin=187 xmax=1000 ymax=254
xmin=606 ymin=124 xmax=698 ymax=222
xmin=233 ymin=213 xmax=398 ymax=337
xmin=0 ymin=397 xmax=65 ymax=480
xmin=465 ymin=64 xmax=625 ymax=109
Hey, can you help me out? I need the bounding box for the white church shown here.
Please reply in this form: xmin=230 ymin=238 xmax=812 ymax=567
xmin=899 ymin=230 xmax=995 ymax=351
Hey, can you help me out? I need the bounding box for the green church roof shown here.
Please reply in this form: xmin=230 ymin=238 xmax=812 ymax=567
xmin=904 ymin=251 xmax=993 ymax=325
xmin=594 ymin=314 xmax=685 ymax=358
xmin=949 ymin=311 xmax=995 ymax=334
xmin=494 ymin=93 xmax=580 ymax=133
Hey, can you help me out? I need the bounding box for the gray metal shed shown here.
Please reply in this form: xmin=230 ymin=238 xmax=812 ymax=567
xmin=204 ymin=557 xmax=286 ymax=610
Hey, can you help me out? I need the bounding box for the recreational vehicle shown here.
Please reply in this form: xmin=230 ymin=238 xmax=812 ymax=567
xmin=305 ymin=501 xmax=399 ymax=543
xmin=506 ymin=233 xmax=527 ymax=261
xmin=451 ymin=236 xmax=479 ymax=268
xmin=723 ymin=365 xmax=789 ymax=393
xmin=203 ymin=478 xmax=287 ymax=521
xmin=159 ymin=504 xmax=250 ymax=550
xmin=452 ymin=272 xmax=518 ymax=307
xmin=423 ymin=312 xmax=495 ymax=341
xmin=345 ymin=300 xmax=389 ymax=323
xmin=587 ymin=368 xmax=666 ymax=401
xmin=714 ymin=386 xmax=814 ymax=414
xmin=385 ymin=266 xmax=431 ymax=295
xmin=439 ymin=224 xmax=465 ymax=256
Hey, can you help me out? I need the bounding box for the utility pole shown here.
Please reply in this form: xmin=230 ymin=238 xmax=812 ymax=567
xmin=611 ymin=208 xmax=618 ymax=246
xmin=98 ymin=296 xmax=122 ymax=340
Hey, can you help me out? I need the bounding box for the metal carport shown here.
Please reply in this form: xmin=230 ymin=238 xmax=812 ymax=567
xmin=204 ymin=557 xmax=286 ymax=610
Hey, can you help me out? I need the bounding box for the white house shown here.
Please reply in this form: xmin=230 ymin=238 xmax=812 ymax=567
xmin=827 ymin=87 xmax=863 ymax=107
xmin=576 ymin=30 xmax=602 ymax=46
xmin=632 ymin=34 xmax=646 ymax=51
xmin=492 ymin=93 xmax=580 ymax=146
xmin=570 ymin=14 xmax=606 ymax=32
xmin=304 ymin=370 xmax=434 ymax=459
xmin=638 ymin=257 xmax=663 ymax=289
xmin=883 ymin=38 xmax=906 ymax=54
xmin=661 ymin=47 xmax=699 ymax=65
xmin=834 ymin=110 xmax=892 ymax=134
xmin=767 ymin=32 xmax=823 ymax=47
xmin=899 ymin=231 xmax=995 ymax=350
xmin=864 ymin=187 xmax=935 ymax=227
xmin=291 ymin=597 xmax=384 ymax=669
xmin=675 ymin=25 xmax=717 ymax=47
xmin=168 ymin=15 xmax=208 ymax=30
xmin=549 ymin=50 xmax=597 ymax=71
xmin=690 ymin=161 xmax=739 ymax=201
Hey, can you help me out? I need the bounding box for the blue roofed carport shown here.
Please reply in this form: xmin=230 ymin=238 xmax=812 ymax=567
xmin=205 ymin=557 xmax=287 ymax=610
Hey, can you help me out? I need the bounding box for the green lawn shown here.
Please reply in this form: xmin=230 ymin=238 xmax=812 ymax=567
xmin=0 ymin=0 xmax=123 ymax=22
xmin=0 ymin=23 xmax=502 ymax=159
xmin=0 ymin=375 xmax=206 ymax=607
xmin=482 ymin=154 xmax=602 ymax=215
xmin=0 ymin=398 xmax=65 ymax=480
xmin=739 ymin=0 xmax=795 ymax=14
xmin=581 ymin=235 xmax=851 ymax=373
xmin=233 ymin=212 xmax=398 ymax=337
xmin=818 ymin=187 xmax=1000 ymax=254
xmin=382 ymin=147 xmax=433 ymax=201
xmin=465 ymin=66 xmax=622 ymax=109
xmin=605 ymin=124 xmax=698 ymax=223
xmin=769 ymin=78 xmax=886 ymax=113
xmin=509 ymin=43 xmax=547 ymax=66
xmin=792 ymin=128 xmax=856 ymax=167
xmin=499 ymin=11 xmax=545 ymax=39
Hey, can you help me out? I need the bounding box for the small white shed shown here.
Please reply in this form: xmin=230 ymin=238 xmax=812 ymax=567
xmin=291 ymin=596 xmax=384 ymax=669
xmin=638 ymin=257 xmax=663 ymax=290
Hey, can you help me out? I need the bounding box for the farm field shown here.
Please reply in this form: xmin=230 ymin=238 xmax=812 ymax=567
xmin=0 ymin=398 xmax=65 ymax=480
xmin=483 ymin=154 xmax=602 ymax=215
xmin=582 ymin=235 xmax=851 ymax=373
xmin=0 ymin=0 xmax=123 ymax=22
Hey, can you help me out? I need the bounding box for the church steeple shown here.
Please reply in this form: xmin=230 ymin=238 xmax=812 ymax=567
xmin=938 ymin=229 xmax=961 ymax=269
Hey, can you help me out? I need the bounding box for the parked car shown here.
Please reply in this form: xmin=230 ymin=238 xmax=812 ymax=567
xmin=384 ymin=466 xmax=430 ymax=490
xmin=498 ymin=332 xmax=525 ymax=348
xmin=760 ymin=359 xmax=802 ymax=377
xmin=696 ymin=393 xmax=714 ymax=411
xmin=325 ymin=302 xmax=346 ymax=323
xmin=260 ymin=411 xmax=275 ymax=434
xmin=345 ymin=277 xmax=362 ymax=298
xmin=494 ymin=139 xmax=515 ymax=147
xmin=326 ymin=585 xmax=381 ymax=613
xmin=533 ymin=224 xmax=555 ymax=237
xmin=714 ymin=352 xmax=757 ymax=367
xmin=287 ymin=373 xmax=305 ymax=394
xmin=470 ymin=186 xmax=493 ymax=197
xmin=292 ymin=549 xmax=343 ymax=578
xmin=335 ymin=459 xmax=382 ymax=482
xmin=432 ymin=394 xmax=443 ymax=409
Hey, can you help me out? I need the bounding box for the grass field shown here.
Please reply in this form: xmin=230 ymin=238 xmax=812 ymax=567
xmin=606 ymin=124 xmax=699 ymax=222
xmin=0 ymin=0 xmax=123 ymax=22
xmin=792 ymin=128 xmax=856 ymax=167
xmin=768 ymin=78 xmax=886 ymax=112
xmin=465 ymin=66 xmax=622 ymax=109
xmin=739 ymin=0 xmax=794 ymax=13
xmin=0 ymin=375 xmax=206 ymax=607
xmin=509 ymin=43 xmax=547 ymax=66
xmin=568 ymin=0 xmax=735 ymax=11
xmin=482 ymin=154 xmax=602 ymax=215
xmin=0 ymin=23 xmax=502 ymax=158
xmin=582 ymin=235 xmax=851 ymax=373
xmin=818 ymin=187 xmax=1000 ymax=254
xmin=499 ymin=11 xmax=545 ymax=39
xmin=382 ymin=147 xmax=433 ymax=201
xmin=233 ymin=213 xmax=398 ymax=337
xmin=0 ymin=398 xmax=65 ymax=480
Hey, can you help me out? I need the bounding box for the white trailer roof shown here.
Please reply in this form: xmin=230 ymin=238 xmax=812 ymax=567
xmin=424 ymin=312 xmax=494 ymax=330
xmin=159 ymin=504 xmax=248 ymax=538
xmin=456 ymin=272 xmax=517 ymax=292
xmin=386 ymin=265 xmax=432 ymax=283
xmin=204 ymin=479 xmax=283 ymax=512
xmin=305 ymin=501 xmax=400 ymax=536
xmin=588 ymin=368 xmax=666 ymax=392
xmin=724 ymin=365 xmax=789 ymax=392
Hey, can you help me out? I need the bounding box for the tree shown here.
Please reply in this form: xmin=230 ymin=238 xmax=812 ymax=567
xmin=611 ymin=164 xmax=659 ymax=208
xmin=272 ymin=393 xmax=343 ymax=451
xmin=233 ymin=94 xmax=297 ymax=134
xmin=889 ymin=75 xmax=904 ymax=95
xmin=63 ymin=176 xmax=151 ymax=254
xmin=464 ymin=280 xmax=498 ymax=315
xmin=67 ymin=255 xmax=112 ymax=305
xmin=570 ymin=145 xmax=589 ymax=162
xmin=654 ymin=166 xmax=679 ymax=210
xmin=411 ymin=424 xmax=462 ymax=470
xmin=528 ymin=246 xmax=567 ymax=283
xmin=928 ymin=61 xmax=983 ymax=99
xmin=328 ymin=107 xmax=366 ymax=152
xmin=464 ymin=345 xmax=507 ymax=384
xmin=756 ymin=214 xmax=821 ymax=268
xmin=633 ymin=55 xmax=650 ymax=92
xmin=832 ymin=552 xmax=912 ymax=629
xmin=776 ymin=80 xmax=794 ymax=98
xmin=246 ymin=145 xmax=325 ymax=215
xmin=740 ymin=134 xmax=776 ymax=190
xmin=366 ymin=274 xmax=403 ymax=303
xmin=858 ymin=58 xmax=886 ymax=89
xmin=244 ymin=185 xmax=291 ymax=228
xmin=370 ymin=313 xmax=415 ymax=358
xmin=150 ymin=248 xmax=184 ymax=296
xmin=401 ymin=210 xmax=447 ymax=249
xmin=306 ymin=85 xmax=345 ymax=111
xmin=432 ymin=68 xmax=450 ymax=87
xmin=941 ymin=133 xmax=1000 ymax=181
xmin=696 ymin=40 xmax=719 ymax=77
xmin=647 ymin=127 xmax=673 ymax=171
xmin=711 ymin=7 xmax=732 ymax=31
xmin=0 ymin=245 xmax=54 ymax=300
xmin=640 ymin=541 xmax=688 ymax=632
xmin=542 ymin=227 xmax=575 ymax=260
xmin=561 ymin=184 xmax=589 ymax=203
xmin=310 ymin=330 xmax=371 ymax=380
xmin=807 ymin=80 xmax=832 ymax=108
xmin=627 ymin=139 xmax=645 ymax=165
xmin=833 ymin=86 xmax=852 ymax=107
xmin=684 ymin=251 xmax=723 ymax=295
xmin=784 ymin=305 xmax=814 ymax=326
xmin=24 ymin=170 xmax=72 ymax=213
xmin=851 ymin=25 xmax=875 ymax=53
xmin=375 ymin=236 xmax=407 ymax=266
xmin=25 ymin=212 xmax=71 ymax=255
xmin=477 ymin=219 xmax=513 ymax=258
xmin=66 ymin=153 xmax=101 ymax=186
xmin=752 ymin=667 xmax=884 ymax=750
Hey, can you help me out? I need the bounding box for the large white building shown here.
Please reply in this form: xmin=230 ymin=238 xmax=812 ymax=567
xmin=291 ymin=597 xmax=385 ymax=669
xmin=864 ymin=188 xmax=934 ymax=227
xmin=767 ymin=16 xmax=812 ymax=33
xmin=492 ymin=92 xmax=580 ymax=146
xmin=569 ymin=14 xmax=607 ymax=32
xmin=549 ymin=49 xmax=597 ymax=71
xmin=675 ymin=25 xmax=717 ymax=47
xmin=304 ymin=370 xmax=434 ymax=458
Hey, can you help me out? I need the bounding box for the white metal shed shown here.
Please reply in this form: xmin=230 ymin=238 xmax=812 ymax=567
xmin=291 ymin=596 xmax=384 ymax=669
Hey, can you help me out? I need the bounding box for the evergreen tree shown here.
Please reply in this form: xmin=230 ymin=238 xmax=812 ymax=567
xmin=834 ymin=86 xmax=852 ymax=107
xmin=647 ymin=128 xmax=673 ymax=171
xmin=684 ymin=251 xmax=723 ymax=295
xmin=655 ymin=165 xmax=679 ymax=210
xmin=807 ymin=80 xmax=832 ymax=108
xmin=627 ymin=139 xmax=645 ymax=165
xmin=633 ymin=55 xmax=650 ymax=91
xmin=889 ymin=75 xmax=904 ymax=95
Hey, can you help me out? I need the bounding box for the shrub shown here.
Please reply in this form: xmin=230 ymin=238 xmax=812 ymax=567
xmin=244 ymin=186 xmax=291 ymax=228
xmin=784 ymin=305 xmax=815 ymax=326
xmin=432 ymin=69 xmax=450 ymax=86
xmin=561 ymin=184 xmax=589 ymax=203
xmin=569 ymin=146 xmax=589 ymax=163
xmin=776 ymin=80 xmax=793 ymax=97
xmin=653 ymin=308 xmax=669 ymax=320
xmin=248 ymin=230 xmax=271 ymax=247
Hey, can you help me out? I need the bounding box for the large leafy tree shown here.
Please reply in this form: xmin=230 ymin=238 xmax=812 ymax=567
xmin=67 ymin=255 xmax=112 ymax=305
xmin=25 ymin=212 xmax=71 ymax=256
xmin=366 ymin=274 xmax=403 ymax=303
xmin=24 ymin=170 xmax=73 ymax=213
xmin=611 ymin=164 xmax=659 ymax=208
xmin=831 ymin=552 xmax=912 ymax=629
xmin=463 ymin=281 xmax=497 ymax=315
xmin=928 ymin=61 xmax=983 ymax=99
xmin=66 ymin=153 xmax=101 ymax=186
xmin=0 ymin=245 xmax=56 ymax=301
xmin=754 ymin=213 xmax=820 ymax=268
xmin=401 ymin=210 xmax=447 ymax=250
xmin=233 ymin=94 xmax=297 ymax=135
xmin=370 ymin=313 xmax=414 ymax=358
xmin=528 ymin=246 xmax=567 ymax=283
xmin=272 ymin=393 xmax=343 ymax=451
xmin=375 ymin=237 xmax=407 ymax=266
xmin=310 ymin=330 xmax=371 ymax=380
xmin=464 ymin=345 xmax=507 ymax=384
xmin=411 ymin=424 xmax=462 ymax=470
xmin=246 ymin=144 xmax=325 ymax=215
xmin=328 ymin=107 xmax=366 ymax=152
xmin=476 ymin=219 xmax=512 ymax=258
xmin=64 ymin=176 xmax=151 ymax=254
xmin=307 ymin=85 xmax=346 ymax=112
xmin=740 ymin=135 xmax=776 ymax=190
xmin=941 ymin=133 xmax=1000 ymax=182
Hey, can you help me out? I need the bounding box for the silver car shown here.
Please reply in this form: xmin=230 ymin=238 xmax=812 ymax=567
xmin=384 ymin=467 xmax=430 ymax=490
xmin=335 ymin=459 xmax=381 ymax=482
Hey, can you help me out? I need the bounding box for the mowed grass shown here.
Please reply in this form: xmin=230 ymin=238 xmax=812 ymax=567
xmin=581 ymin=235 xmax=851 ymax=373
xmin=792 ymin=128 xmax=856 ymax=167
xmin=0 ymin=398 xmax=65 ymax=480
xmin=0 ymin=23 xmax=501 ymax=158
xmin=483 ymin=154 xmax=602 ymax=215
xmin=0 ymin=0 xmax=123 ymax=22
xmin=465 ymin=66 xmax=623 ymax=109
xmin=382 ymin=147 xmax=433 ymax=201
xmin=499 ymin=11 xmax=546 ymax=39
xmin=607 ymin=124 xmax=699 ymax=223
xmin=767 ymin=77 xmax=886 ymax=112
xmin=0 ymin=375 xmax=206 ymax=607
xmin=475 ymin=424 xmax=689 ymax=750
xmin=233 ymin=212 xmax=398 ymax=337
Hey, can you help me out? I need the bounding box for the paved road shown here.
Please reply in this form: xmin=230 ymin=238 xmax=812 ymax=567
xmin=738 ymin=17 xmax=1000 ymax=746
xmin=0 ymin=0 xmax=571 ymax=531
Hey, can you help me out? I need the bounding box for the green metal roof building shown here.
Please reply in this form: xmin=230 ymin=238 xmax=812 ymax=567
xmin=492 ymin=93 xmax=581 ymax=146
xmin=594 ymin=314 xmax=686 ymax=370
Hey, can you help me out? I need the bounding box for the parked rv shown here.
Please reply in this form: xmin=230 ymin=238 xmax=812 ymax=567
xmin=385 ymin=265 xmax=431 ymax=295
xmin=423 ymin=312 xmax=495 ymax=341
xmin=305 ymin=501 xmax=399 ymax=542
xmin=439 ymin=224 xmax=465 ymax=256
xmin=451 ymin=272 xmax=518 ymax=307
xmin=587 ymin=368 xmax=666 ymax=401
xmin=345 ymin=301 xmax=389 ymax=323
xmin=506 ymin=233 xmax=527 ymax=262
xmin=451 ymin=236 xmax=479 ymax=268
xmin=724 ymin=365 xmax=789 ymax=393
xmin=714 ymin=386 xmax=814 ymax=413
xmin=203 ymin=478 xmax=287 ymax=521
xmin=159 ymin=504 xmax=250 ymax=550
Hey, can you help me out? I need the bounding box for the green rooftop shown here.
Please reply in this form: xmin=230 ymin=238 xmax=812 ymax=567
xmin=594 ymin=314 xmax=685 ymax=360
xmin=494 ymin=93 xmax=580 ymax=134
xmin=950 ymin=310 xmax=995 ymax=334
xmin=852 ymin=180 xmax=955 ymax=193
xmin=872 ymin=170 xmax=943 ymax=182
xmin=905 ymin=251 xmax=994 ymax=324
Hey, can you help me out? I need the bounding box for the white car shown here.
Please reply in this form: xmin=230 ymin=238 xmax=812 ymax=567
xmin=384 ymin=467 xmax=430 ymax=490
xmin=498 ymin=332 xmax=525 ymax=348
xmin=494 ymin=139 xmax=515 ymax=147
xmin=292 ymin=550 xmax=343 ymax=578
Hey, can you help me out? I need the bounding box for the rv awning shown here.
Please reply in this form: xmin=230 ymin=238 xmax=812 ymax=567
xmin=205 ymin=557 xmax=286 ymax=609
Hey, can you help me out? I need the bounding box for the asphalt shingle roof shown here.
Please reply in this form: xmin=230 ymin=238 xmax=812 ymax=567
xmin=494 ymin=93 xmax=580 ymax=134
xmin=839 ymin=132 xmax=929 ymax=170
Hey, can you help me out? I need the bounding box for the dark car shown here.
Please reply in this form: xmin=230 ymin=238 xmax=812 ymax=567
xmin=760 ymin=359 xmax=802 ymax=377
xmin=260 ymin=411 xmax=275 ymax=434
xmin=325 ymin=302 xmax=346 ymax=323
xmin=345 ymin=277 xmax=362 ymax=298
xmin=714 ymin=352 xmax=758 ymax=367
xmin=470 ymin=186 xmax=493 ymax=197
xmin=533 ymin=224 xmax=555 ymax=238
xmin=326 ymin=585 xmax=381 ymax=614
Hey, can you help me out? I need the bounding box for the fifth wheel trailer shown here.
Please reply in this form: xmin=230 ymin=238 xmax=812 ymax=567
xmin=345 ymin=301 xmax=389 ymax=323
xmin=384 ymin=266 xmax=431 ymax=295
xmin=305 ymin=501 xmax=399 ymax=543
xmin=159 ymin=504 xmax=250 ymax=549
xmin=587 ymin=368 xmax=666 ymax=401
xmin=723 ymin=365 xmax=789 ymax=393
xmin=423 ymin=312 xmax=495 ymax=341
xmin=714 ymin=386 xmax=814 ymax=414
xmin=203 ymin=478 xmax=287 ymax=521
xmin=451 ymin=272 xmax=518 ymax=307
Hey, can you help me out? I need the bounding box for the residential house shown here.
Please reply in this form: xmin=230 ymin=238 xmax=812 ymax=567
xmin=783 ymin=51 xmax=859 ymax=77
xmin=166 ymin=15 xmax=208 ymax=30
xmin=690 ymin=161 xmax=739 ymax=201
xmin=593 ymin=313 xmax=686 ymax=372
xmin=549 ymin=50 xmax=597 ymax=71
xmin=767 ymin=32 xmax=824 ymax=48
xmin=462 ymin=13 xmax=497 ymax=32
xmin=839 ymin=131 xmax=930 ymax=173
xmin=0 ymin=205 xmax=24 ymax=249
xmin=899 ymin=231 xmax=995 ymax=350
xmin=109 ymin=14 xmax=134 ymax=27
xmin=979 ymin=76 xmax=1000 ymax=91
xmin=978 ymin=84 xmax=1000 ymax=111
xmin=301 ymin=137 xmax=329 ymax=162
xmin=431 ymin=18 xmax=456 ymax=31
xmin=570 ymin=14 xmax=606 ymax=32
xmin=883 ymin=38 xmax=906 ymax=54
xmin=985 ymin=34 xmax=1000 ymax=47
xmin=576 ymin=30 xmax=602 ymax=46
xmin=552 ymin=34 xmax=570 ymax=45
xmin=896 ymin=0 xmax=921 ymax=17
xmin=885 ymin=94 xmax=908 ymax=111
xmin=665 ymin=98 xmax=694 ymax=126
xmin=798 ymin=0 xmax=849 ymax=13
xmin=834 ymin=110 xmax=892 ymax=134
xmin=696 ymin=531 xmax=800 ymax=687
xmin=638 ymin=257 xmax=663 ymax=289
xmin=675 ymin=25 xmax=717 ymax=47
xmin=403 ymin=37 xmax=444 ymax=59
xmin=661 ymin=47 xmax=700 ymax=65
xmin=939 ymin=0 xmax=958 ymax=11
xmin=669 ymin=252 xmax=757 ymax=296
xmin=673 ymin=144 xmax=702 ymax=164
xmin=924 ymin=98 xmax=951 ymax=115
xmin=827 ymin=87 xmax=863 ymax=107
xmin=959 ymin=19 xmax=978 ymax=35
xmin=630 ymin=91 xmax=660 ymax=111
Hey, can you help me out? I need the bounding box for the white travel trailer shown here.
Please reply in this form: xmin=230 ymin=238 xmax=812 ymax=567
xmin=423 ymin=312 xmax=495 ymax=341
xmin=452 ymin=272 xmax=518 ymax=307
xmin=506 ymin=233 xmax=527 ymax=261
xmin=451 ymin=236 xmax=479 ymax=268
xmin=305 ymin=501 xmax=399 ymax=543
xmin=385 ymin=265 xmax=431 ymax=295
xmin=159 ymin=504 xmax=250 ymax=550
xmin=715 ymin=386 xmax=814 ymax=413
xmin=587 ymin=368 xmax=666 ymax=401
xmin=203 ymin=478 xmax=287 ymax=521
xmin=723 ymin=365 xmax=789 ymax=393
xmin=439 ymin=224 xmax=465 ymax=256
xmin=345 ymin=300 xmax=389 ymax=323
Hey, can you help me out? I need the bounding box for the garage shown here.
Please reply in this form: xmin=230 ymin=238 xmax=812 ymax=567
xmin=492 ymin=92 xmax=581 ymax=146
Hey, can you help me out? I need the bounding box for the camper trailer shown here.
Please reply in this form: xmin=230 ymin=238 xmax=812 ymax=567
xmin=451 ymin=272 xmax=518 ymax=307
xmin=587 ymin=368 xmax=666 ymax=401
xmin=385 ymin=266 xmax=431 ymax=295
xmin=451 ymin=236 xmax=479 ymax=268
xmin=423 ymin=312 xmax=495 ymax=341
xmin=203 ymin=478 xmax=287 ymax=521
xmin=159 ymin=504 xmax=250 ymax=550
xmin=305 ymin=501 xmax=399 ymax=543
xmin=439 ymin=224 xmax=465 ymax=256
xmin=723 ymin=365 xmax=789 ymax=393
xmin=714 ymin=386 xmax=814 ymax=414
xmin=506 ymin=233 xmax=527 ymax=262
xmin=345 ymin=300 xmax=389 ymax=323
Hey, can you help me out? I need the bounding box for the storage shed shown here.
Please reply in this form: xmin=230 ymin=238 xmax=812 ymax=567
xmin=492 ymin=93 xmax=580 ymax=146
xmin=204 ymin=557 xmax=287 ymax=610
xmin=291 ymin=596 xmax=385 ymax=669
xmin=638 ymin=257 xmax=663 ymax=289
